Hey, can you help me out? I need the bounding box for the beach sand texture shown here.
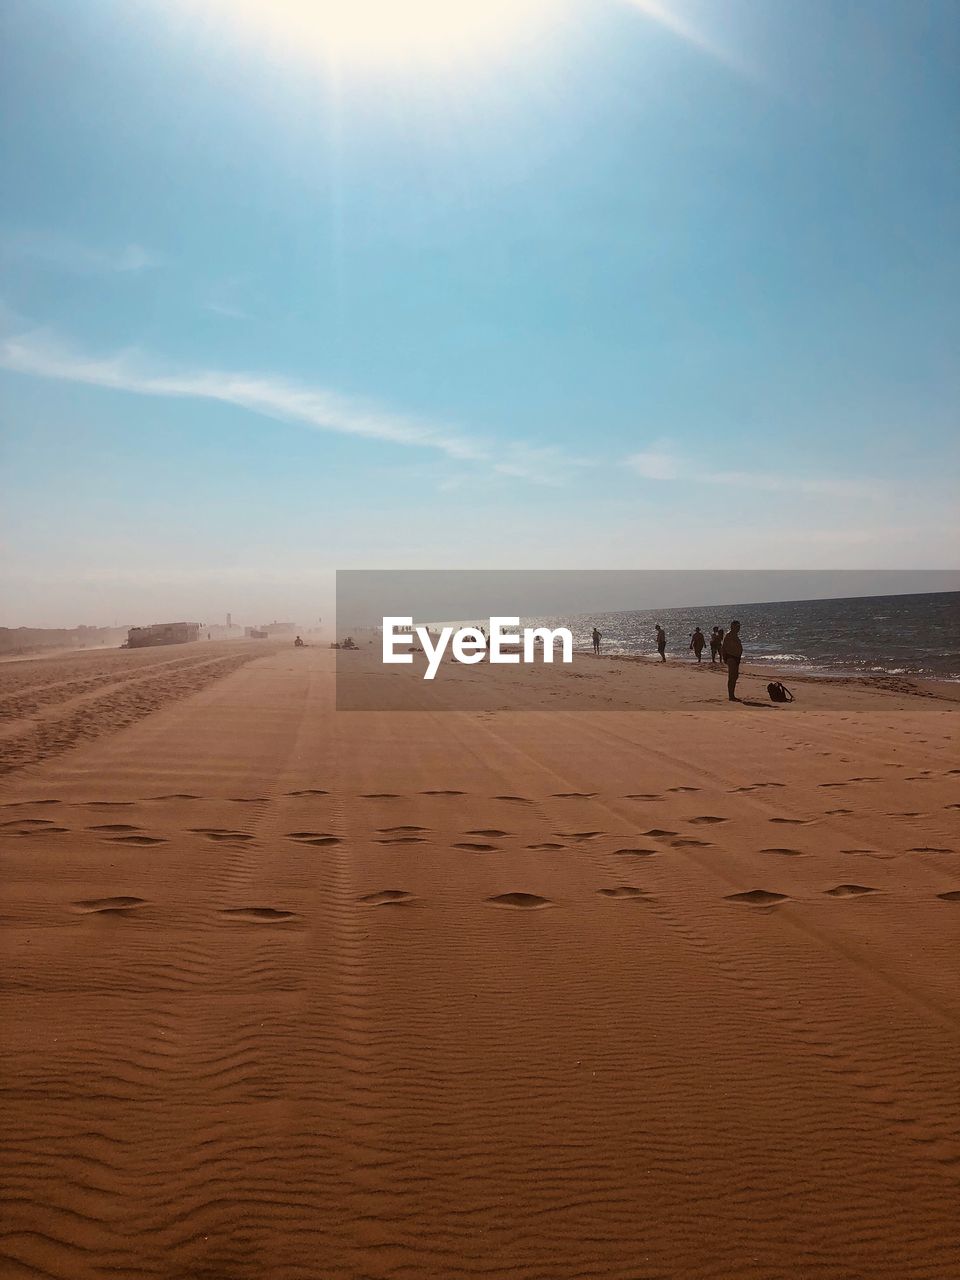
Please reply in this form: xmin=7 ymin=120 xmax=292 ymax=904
xmin=1 ymin=641 xmax=959 ymax=1279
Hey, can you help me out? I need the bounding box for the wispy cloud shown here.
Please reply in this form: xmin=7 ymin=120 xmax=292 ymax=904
xmin=204 ymin=301 xmax=249 ymax=320
xmin=0 ymin=323 xmax=586 ymax=484
xmin=625 ymin=447 xmax=682 ymax=481
xmin=625 ymin=445 xmax=880 ymax=500
xmin=1 ymin=229 xmax=160 ymax=274
xmin=619 ymin=0 xmax=763 ymax=85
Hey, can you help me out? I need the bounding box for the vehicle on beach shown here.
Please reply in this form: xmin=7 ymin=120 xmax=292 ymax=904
xmin=123 ymin=622 xmax=200 ymax=649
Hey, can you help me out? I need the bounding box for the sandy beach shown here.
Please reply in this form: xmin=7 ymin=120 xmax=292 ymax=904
xmin=1 ymin=639 xmax=958 ymax=1279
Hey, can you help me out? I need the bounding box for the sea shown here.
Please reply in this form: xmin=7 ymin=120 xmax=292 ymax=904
xmin=528 ymin=591 xmax=960 ymax=683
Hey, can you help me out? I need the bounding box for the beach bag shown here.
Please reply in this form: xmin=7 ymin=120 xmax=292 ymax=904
xmin=767 ymin=681 xmax=794 ymax=703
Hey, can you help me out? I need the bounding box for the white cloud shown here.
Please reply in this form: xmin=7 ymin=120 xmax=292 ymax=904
xmin=625 ymin=447 xmax=682 ymax=480
xmin=619 ymin=0 xmax=763 ymax=85
xmin=1 ymin=230 xmax=160 ymax=274
xmin=204 ymin=301 xmax=249 ymax=320
xmin=625 ymin=446 xmax=880 ymax=500
xmin=0 ymin=324 xmax=587 ymax=484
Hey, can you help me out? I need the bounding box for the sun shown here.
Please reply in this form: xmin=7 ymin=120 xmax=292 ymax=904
xmin=194 ymin=0 xmax=557 ymax=72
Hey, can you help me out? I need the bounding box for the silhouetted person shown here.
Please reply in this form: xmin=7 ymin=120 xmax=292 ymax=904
xmin=592 ymin=627 xmax=602 ymax=655
xmin=294 ymin=635 xmax=304 ymax=647
xmin=709 ymin=627 xmax=721 ymax=663
xmin=689 ymin=626 xmax=705 ymax=662
xmin=655 ymin=624 xmax=666 ymax=662
xmin=721 ymin=620 xmax=743 ymax=701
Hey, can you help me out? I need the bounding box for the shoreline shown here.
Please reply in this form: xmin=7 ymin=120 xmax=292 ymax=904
xmin=576 ymin=647 xmax=960 ymax=698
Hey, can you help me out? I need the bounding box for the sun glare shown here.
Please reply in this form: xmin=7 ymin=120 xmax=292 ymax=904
xmin=196 ymin=0 xmax=557 ymax=71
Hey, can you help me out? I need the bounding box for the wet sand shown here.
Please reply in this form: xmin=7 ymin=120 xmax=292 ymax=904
xmin=1 ymin=640 xmax=958 ymax=1279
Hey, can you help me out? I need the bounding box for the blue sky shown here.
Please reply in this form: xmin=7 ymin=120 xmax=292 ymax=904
xmin=1 ymin=0 xmax=958 ymax=626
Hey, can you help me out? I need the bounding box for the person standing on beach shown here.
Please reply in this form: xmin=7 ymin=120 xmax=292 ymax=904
xmin=721 ymin=620 xmax=743 ymax=701
xmin=690 ymin=627 xmax=706 ymax=662
xmin=709 ymin=627 xmax=721 ymax=663
xmin=655 ymin=624 xmax=666 ymax=662
xmin=592 ymin=626 xmax=602 ymax=655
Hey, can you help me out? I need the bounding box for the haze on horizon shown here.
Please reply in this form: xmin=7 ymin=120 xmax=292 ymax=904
xmin=2 ymin=0 xmax=958 ymax=629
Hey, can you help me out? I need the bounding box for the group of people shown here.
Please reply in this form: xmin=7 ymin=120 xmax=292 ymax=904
xmin=687 ymin=625 xmax=729 ymax=664
xmin=590 ymin=620 xmax=745 ymax=701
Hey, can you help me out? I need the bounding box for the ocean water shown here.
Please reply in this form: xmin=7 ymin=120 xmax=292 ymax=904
xmin=528 ymin=591 xmax=960 ymax=682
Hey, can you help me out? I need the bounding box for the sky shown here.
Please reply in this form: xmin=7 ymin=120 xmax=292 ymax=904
xmin=1 ymin=0 xmax=958 ymax=627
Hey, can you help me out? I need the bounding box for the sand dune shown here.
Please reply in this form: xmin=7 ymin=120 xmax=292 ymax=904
xmin=1 ymin=642 xmax=958 ymax=1278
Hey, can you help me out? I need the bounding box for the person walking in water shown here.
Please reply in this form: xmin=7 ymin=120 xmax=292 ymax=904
xmin=721 ymin=620 xmax=743 ymax=701
xmin=592 ymin=626 xmax=602 ymax=656
xmin=689 ymin=626 xmax=706 ymax=663
xmin=709 ymin=627 xmax=721 ymax=663
xmin=655 ymin=624 xmax=666 ymax=662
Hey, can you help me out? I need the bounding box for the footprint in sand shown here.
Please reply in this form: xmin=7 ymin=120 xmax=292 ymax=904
xmin=72 ymin=896 xmax=148 ymax=914
xmin=625 ymin=794 xmax=662 ymax=801
xmin=936 ymin=891 xmax=960 ymax=902
xmin=494 ymin=795 xmax=533 ymax=804
xmin=287 ymin=789 xmax=329 ymax=796
xmin=206 ymin=832 xmax=254 ymax=842
xmin=666 ymin=786 xmax=700 ymax=794
xmin=486 ymin=893 xmax=552 ymax=910
xmin=769 ymin=818 xmax=810 ymax=826
xmin=229 ymin=797 xmax=268 ymax=804
xmin=825 ymin=884 xmax=877 ymax=896
xmin=1 ymin=818 xmax=58 ymax=829
xmin=378 ymin=835 xmax=426 ymax=844
xmin=361 ymin=793 xmax=401 ymax=799
xmin=688 ymin=816 xmax=728 ymax=825
xmin=825 ymin=808 xmax=853 ymax=815
xmin=421 ymin=790 xmax=464 ymax=797
xmin=220 ymin=907 xmax=297 ymax=922
xmin=528 ymin=842 xmax=564 ymax=850
xmin=641 ymin=829 xmax=677 ymax=839
xmin=379 ymin=825 xmax=429 ymax=834
xmin=670 ymin=838 xmax=713 ymax=848
xmin=597 ymin=886 xmax=646 ymax=899
xmin=149 ymin=793 xmax=199 ymax=801
xmin=467 ymin=829 xmax=509 ymax=838
xmin=109 ymin=835 xmax=166 ymax=846
xmin=287 ymin=832 xmax=342 ymax=846
xmin=454 ymin=841 xmax=499 ymax=851
xmin=88 ymin=823 xmax=141 ymax=832
xmin=762 ymin=848 xmax=804 ymax=857
xmin=559 ymin=831 xmax=605 ymax=842
xmin=358 ymin=890 xmax=414 ymax=907
xmin=909 ymin=847 xmax=953 ymax=854
xmin=614 ymin=847 xmax=658 ymax=858
xmin=552 ymin=792 xmax=597 ymax=798
xmin=726 ymin=890 xmax=789 ymax=906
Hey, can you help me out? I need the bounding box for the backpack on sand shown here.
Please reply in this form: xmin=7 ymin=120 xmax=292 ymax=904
xmin=767 ymin=681 xmax=794 ymax=703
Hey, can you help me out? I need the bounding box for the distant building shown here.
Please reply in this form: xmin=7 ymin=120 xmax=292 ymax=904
xmin=260 ymin=621 xmax=297 ymax=635
xmin=245 ymin=627 xmax=269 ymax=639
xmin=125 ymin=622 xmax=200 ymax=649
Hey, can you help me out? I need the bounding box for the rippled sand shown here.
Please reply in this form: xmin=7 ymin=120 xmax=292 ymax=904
xmin=1 ymin=641 xmax=958 ymax=1279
